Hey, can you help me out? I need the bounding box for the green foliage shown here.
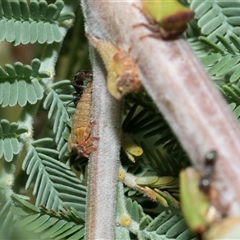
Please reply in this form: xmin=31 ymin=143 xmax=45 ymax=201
xmin=138 ymin=211 xmax=195 ymax=240
xmin=0 ymin=119 xmax=27 ymax=161
xmin=1 ymin=0 xmax=240 ymax=239
xmin=43 ymin=80 xmax=74 ymax=158
xmin=123 ymin=94 xmax=189 ymax=174
xmin=0 ymin=59 xmax=48 ymax=107
xmin=0 ymin=199 xmax=17 ymax=238
xmin=22 ymin=138 xmax=87 ymax=213
xmin=199 ymin=34 xmax=240 ymax=83
xmin=189 ymin=0 xmax=240 ymax=42
xmin=122 ymin=197 xmax=195 ymax=240
xmin=0 ymin=0 xmax=83 ymax=238
xmin=0 ymin=0 xmax=75 ymax=45
xmin=188 ymin=0 xmax=240 ymax=83
xmin=11 ymin=195 xmax=85 ymax=239
xmin=186 ymin=0 xmax=240 ymax=122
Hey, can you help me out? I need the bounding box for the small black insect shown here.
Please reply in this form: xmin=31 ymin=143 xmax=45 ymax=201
xmin=199 ymin=150 xmax=217 ymax=194
xmin=72 ymin=70 xmax=93 ymax=105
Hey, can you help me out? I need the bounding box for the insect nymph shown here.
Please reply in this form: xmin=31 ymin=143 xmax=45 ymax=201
xmin=68 ymin=70 xmax=98 ymax=158
xmin=86 ymin=34 xmax=142 ymax=100
xmin=133 ymin=1 xmax=194 ymax=40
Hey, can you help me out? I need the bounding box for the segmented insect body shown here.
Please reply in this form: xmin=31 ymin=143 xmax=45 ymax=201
xmin=72 ymin=70 xmax=93 ymax=105
xmin=68 ymin=80 xmax=98 ymax=157
xmin=86 ymin=34 xmax=142 ymax=100
xmin=133 ymin=1 xmax=194 ymax=40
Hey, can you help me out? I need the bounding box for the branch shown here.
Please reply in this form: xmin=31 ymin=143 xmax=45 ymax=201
xmin=81 ymin=2 xmax=122 ymax=238
xmin=81 ymin=0 xmax=240 ymax=234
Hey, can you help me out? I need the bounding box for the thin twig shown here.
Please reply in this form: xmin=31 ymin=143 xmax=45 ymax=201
xmin=81 ymin=2 xmax=122 ymax=238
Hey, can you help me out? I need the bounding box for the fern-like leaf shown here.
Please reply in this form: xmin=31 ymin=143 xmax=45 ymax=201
xmin=125 ymin=198 xmax=146 ymax=223
xmin=124 ymin=94 xmax=189 ymax=172
xmin=229 ymin=102 xmax=240 ymax=122
xmin=190 ymin=0 xmax=240 ymax=43
xmin=139 ymin=210 xmax=195 ymax=240
xmin=122 ymin=196 xmax=195 ymax=240
xmin=43 ymin=80 xmax=74 ymax=159
xmin=220 ymin=84 xmax=240 ymax=118
xmin=187 ymin=1 xmax=240 ymax=83
xmin=0 ymin=119 xmax=27 ymax=162
xmin=0 ymin=59 xmax=48 ymax=107
xmin=11 ymin=195 xmax=85 ymax=240
xmin=22 ymin=138 xmax=86 ymax=213
xmin=0 ymin=0 xmax=75 ymax=45
xmin=122 ymin=165 xmax=180 ymax=208
xmin=0 ymin=199 xmax=18 ymax=238
xmin=198 ymin=33 xmax=240 ymax=83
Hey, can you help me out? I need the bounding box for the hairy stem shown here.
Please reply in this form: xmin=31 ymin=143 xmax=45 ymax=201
xmin=81 ymin=1 xmax=123 ymax=239
xmin=82 ymin=0 xmax=240 ymax=219
xmin=85 ymin=49 xmax=122 ymax=239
